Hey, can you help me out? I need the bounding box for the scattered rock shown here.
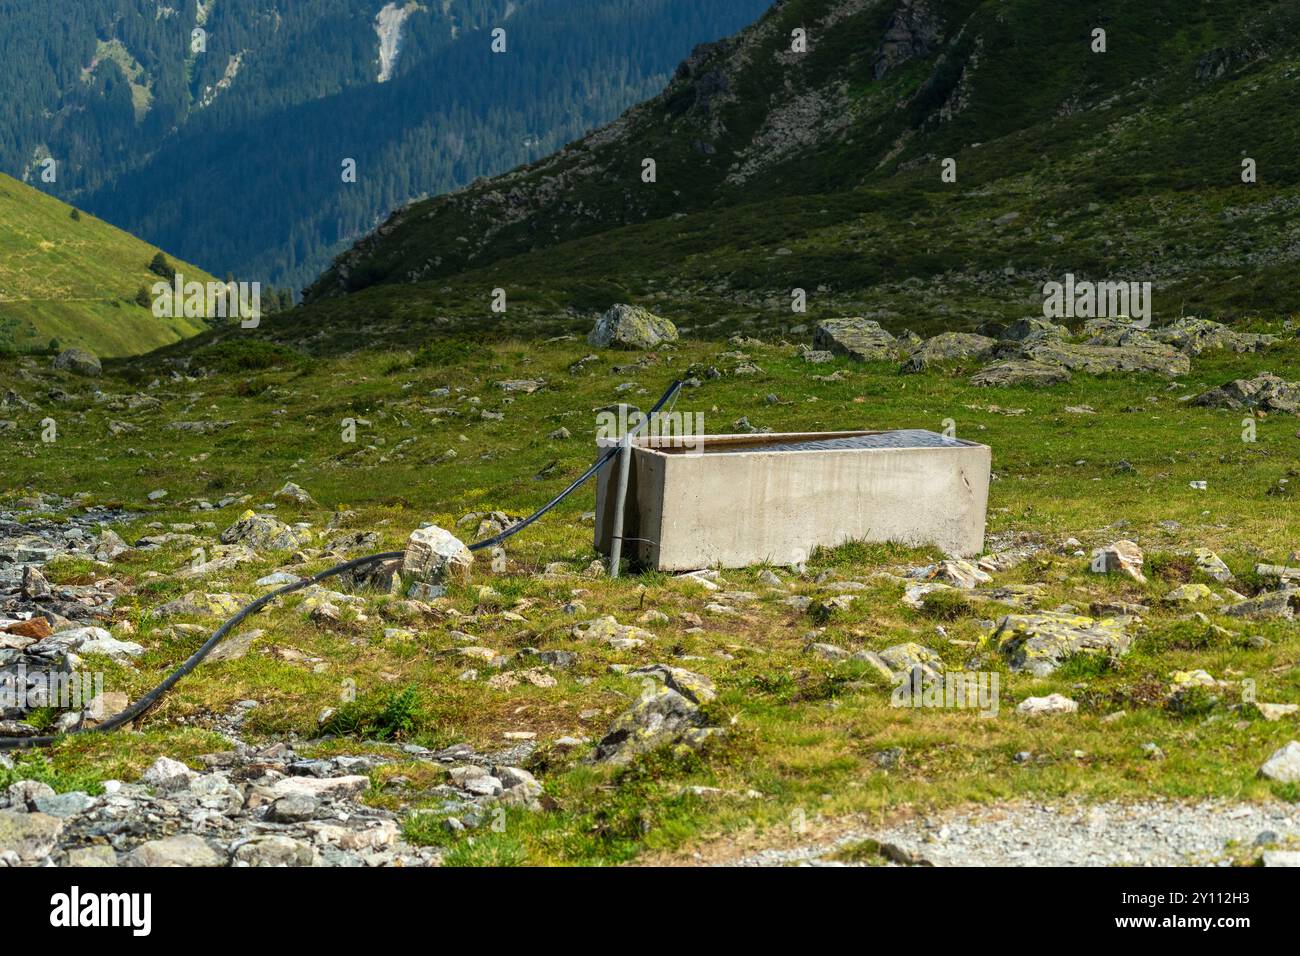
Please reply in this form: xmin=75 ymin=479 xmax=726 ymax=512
xmin=812 ymin=318 xmax=897 ymax=362
xmin=52 ymin=348 xmax=101 ymax=378
xmin=588 ymin=304 xmax=678 ymax=349
xmin=1258 ymin=741 xmax=1300 ymax=784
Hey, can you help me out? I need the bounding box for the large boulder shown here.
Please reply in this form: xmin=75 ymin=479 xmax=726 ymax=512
xmin=994 ymin=612 xmax=1133 ymax=677
xmin=51 ymin=347 xmax=101 ymax=377
xmin=401 ymin=525 xmax=473 ymax=587
xmin=1151 ymin=317 xmax=1274 ymax=356
xmin=1016 ymin=340 xmax=1190 ymax=377
xmin=970 ymin=359 xmax=1071 ymax=388
xmin=594 ymin=686 xmax=716 ymax=764
xmin=812 ymin=318 xmax=897 ymax=361
xmin=1191 ymin=373 xmax=1300 ymax=414
xmin=900 ymin=333 xmax=996 ymax=373
xmin=588 ymin=304 xmax=678 ymax=349
xmin=1001 ymin=317 xmax=1068 ymax=342
xmin=220 ymin=512 xmax=309 ymax=551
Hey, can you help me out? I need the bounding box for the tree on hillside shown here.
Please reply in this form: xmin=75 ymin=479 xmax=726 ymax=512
xmin=148 ymin=252 xmax=175 ymax=280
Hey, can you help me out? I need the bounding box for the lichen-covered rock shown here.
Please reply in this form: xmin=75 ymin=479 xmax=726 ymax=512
xmin=628 ymin=663 xmax=716 ymax=704
xmin=1191 ymin=373 xmax=1300 ymax=414
xmin=220 ymin=511 xmax=309 ymax=550
xmin=233 ymin=835 xmax=316 ymax=867
xmin=877 ymin=642 xmax=945 ymax=683
xmin=901 ymin=333 xmax=996 ymax=373
xmin=588 ymin=304 xmax=678 ymax=349
xmin=994 ymin=612 xmax=1133 ymax=677
xmin=812 ymin=318 xmax=897 ymax=361
xmin=1224 ymin=588 xmax=1298 ymax=620
xmin=125 ymin=834 xmax=226 ymax=867
xmin=926 ymin=559 xmax=991 ymax=589
xmin=52 ymin=347 xmax=101 ymax=377
xmin=1151 ymin=317 xmax=1274 ymax=356
xmin=152 ymin=591 xmax=250 ymax=620
xmin=594 ymin=686 xmax=706 ymax=764
xmin=1194 ymin=548 xmax=1233 ymax=583
xmin=1017 ymin=340 xmax=1190 ymax=377
xmin=0 ymin=810 xmax=63 ymax=862
xmin=274 ymin=482 xmax=317 ymax=507
xmin=571 ymin=615 xmax=655 ymax=649
xmin=1000 ymin=317 xmax=1068 ymax=342
xmin=1017 ymin=694 xmax=1078 ymax=716
xmin=970 ymin=359 xmax=1071 ymax=387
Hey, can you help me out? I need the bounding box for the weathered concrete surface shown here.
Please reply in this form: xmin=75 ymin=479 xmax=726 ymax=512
xmin=596 ymin=431 xmax=990 ymax=570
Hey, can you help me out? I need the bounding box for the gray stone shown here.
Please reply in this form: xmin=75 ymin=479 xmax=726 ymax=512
xmin=233 ymin=835 xmax=315 ymax=867
xmin=901 ymin=333 xmax=996 ymax=373
xmin=813 ymin=318 xmax=897 ymax=362
xmin=970 ymin=360 xmax=1071 ymax=388
xmin=594 ymin=686 xmax=704 ymax=764
xmin=268 ymin=792 xmax=319 ymax=823
xmin=1191 ymin=373 xmax=1300 ymax=414
xmin=0 ymin=810 xmax=63 ymax=861
xmin=140 ymin=756 xmax=196 ymax=792
xmin=1258 ymin=741 xmax=1300 ymax=784
xmin=52 ymin=348 xmax=101 ymax=377
xmin=401 ymin=525 xmax=473 ymax=586
xmin=126 ymin=834 xmax=226 ymax=867
xmin=31 ymin=791 xmax=94 ymax=819
xmin=588 ymin=304 xmax=678 ymax=349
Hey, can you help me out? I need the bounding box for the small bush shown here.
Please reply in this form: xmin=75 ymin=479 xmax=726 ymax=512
xmin=321 ymin=685 xmax=425 ymax=741
xmin=920 ymin=588 xmax=975 ymax=620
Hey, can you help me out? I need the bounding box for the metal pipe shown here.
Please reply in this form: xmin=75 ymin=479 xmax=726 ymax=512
xmin=607 ymin=432 xmax=633 ymax=578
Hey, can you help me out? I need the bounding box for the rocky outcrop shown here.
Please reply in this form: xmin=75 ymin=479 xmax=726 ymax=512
xmin=813 ymin=318 xmax=897 ymax=361
xmin=588 ymin=304 xmax=679 ymax=349
xmin=872 ymin=0 xmax=944 ymax=79
xmin=970 ymin=359 xmax=1071 ymax=387
xmin=994 ymin=612 xmax=1133 ymax=677
xmin=1192 ymin=373 xmax=1300 ymax=414
xmin=51 ymin=348 xmax=101 ymax=378
xmin=901 ymin=332 xmax=995 ymax=372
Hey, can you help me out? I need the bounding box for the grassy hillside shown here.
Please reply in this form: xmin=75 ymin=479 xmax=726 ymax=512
xmin=0 ymin=172 xmax=211 ymax=357
xmin=293 ymin=0 xmax=1300 ymax=348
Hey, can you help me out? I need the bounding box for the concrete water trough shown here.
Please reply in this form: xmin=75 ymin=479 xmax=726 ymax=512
xmin=594 ymin=429 xmax=991 ymax=571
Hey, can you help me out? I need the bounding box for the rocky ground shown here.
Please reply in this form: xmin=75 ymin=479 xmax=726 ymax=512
xmin=2 ymin=313 xmax=1300 ymax=866
xmin=730 ymin=800 xmax=1300 ymax=867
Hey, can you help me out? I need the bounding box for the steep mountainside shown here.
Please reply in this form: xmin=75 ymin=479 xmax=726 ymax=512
xmin=295 ymin=0 xmax=1300 ymax=348
xmin=0 ymin=0 xmax=773 ymax=289
xmin=0 ymin=173 xmax=213 ymax=357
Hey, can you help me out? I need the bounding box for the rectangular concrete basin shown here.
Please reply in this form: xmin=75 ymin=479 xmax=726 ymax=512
xmin=594 ymin=429 xmax=991 ymax=571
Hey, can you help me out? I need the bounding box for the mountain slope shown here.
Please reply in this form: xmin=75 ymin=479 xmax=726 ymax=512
xmin=295 ymin=0 xmax=1300 ymax=346
xmin=2 ymin=0 xmax=773 ymax=290
xmin=0 ymin=173 xmax=212 ymax=357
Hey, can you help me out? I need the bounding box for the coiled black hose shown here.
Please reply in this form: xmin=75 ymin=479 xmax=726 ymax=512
xmin=0 ymin=380 xmax=681 ymax=751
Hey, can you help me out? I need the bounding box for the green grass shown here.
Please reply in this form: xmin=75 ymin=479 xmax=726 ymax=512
xmin=3 ymin=327 xmax=1299 ymax=864
xmin=0 ymin=172 xmax=212 ymax=357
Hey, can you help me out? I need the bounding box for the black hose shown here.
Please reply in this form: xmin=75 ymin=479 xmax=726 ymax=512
xmin=0 ymin=379 xmax=682 ymax=751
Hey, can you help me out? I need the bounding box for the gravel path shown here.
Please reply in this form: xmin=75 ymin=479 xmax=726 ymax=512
xmin=733 ymin=800 xmax=1300 ymax=866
